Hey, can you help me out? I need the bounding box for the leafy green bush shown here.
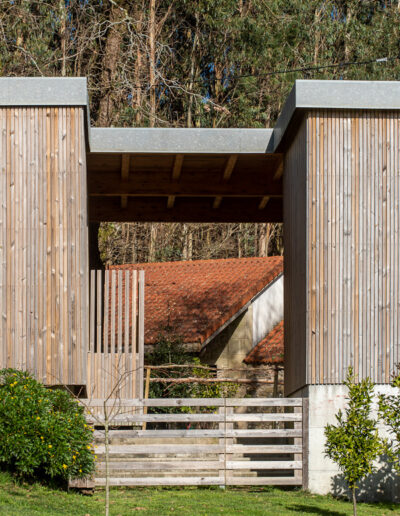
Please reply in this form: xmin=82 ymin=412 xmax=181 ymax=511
xmin=0 ymin=369 xmax=95 ymax=481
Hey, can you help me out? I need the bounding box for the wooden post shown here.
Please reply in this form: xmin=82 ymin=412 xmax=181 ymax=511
xmin=138 ymin=271 xmax=145 ymax=401
xmin=302 ymin=398 xmax=309 ymax=490
xmin=142 ymin=366 xmax=151 ymax=430
xmin=225 ymin=405 xmax=233 ymax=486
xmin=219 ymin=402 xmax=225 ymax=488
xmin=294 ymin=404 xmax=302 ymax=485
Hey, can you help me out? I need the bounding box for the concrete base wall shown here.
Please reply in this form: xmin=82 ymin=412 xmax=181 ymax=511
xmin=292 ymin=384 xmax=400 ymax=502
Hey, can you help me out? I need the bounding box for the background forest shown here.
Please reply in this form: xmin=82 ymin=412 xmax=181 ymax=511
xmin=3 ymin=0 xmax=400 ymax=264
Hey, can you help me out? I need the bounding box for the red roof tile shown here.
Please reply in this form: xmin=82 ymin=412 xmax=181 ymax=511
xmin=109 ymin=257 xmax=283 ymax=345
xmin=244 ymin=320 xmax=284 ymax=365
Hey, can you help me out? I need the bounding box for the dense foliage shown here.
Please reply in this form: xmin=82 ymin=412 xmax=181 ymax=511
xmin=324 ymin=368 xmax=386 ymax=515
xmin=0 ymin=369 xmax=95 ymax=481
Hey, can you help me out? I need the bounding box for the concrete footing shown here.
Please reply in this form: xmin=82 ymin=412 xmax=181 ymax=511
xmin=292 ymin=384 xmax=400 ymax=502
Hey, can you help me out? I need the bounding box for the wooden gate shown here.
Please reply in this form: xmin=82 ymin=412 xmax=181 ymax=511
xmin=87 ymin=269 xmax=145 ymax=402
xmin=84 ymin=397 xmax=308 ymax=488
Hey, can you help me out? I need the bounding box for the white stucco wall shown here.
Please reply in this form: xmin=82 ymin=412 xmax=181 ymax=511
xmin=292 ymin=384 xmax=400 ymax=502
xmin=252 ymin=274 xmax=283 ymax=347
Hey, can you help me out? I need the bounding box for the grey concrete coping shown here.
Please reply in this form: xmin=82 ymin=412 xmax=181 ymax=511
xmin=89 ymin=127 xmax=274 ymax=154
xmin=0 ymin=77 xmax=88 ymax=106
xmin=2 ymin=78 xmax=400 ymax=154
xmin=273 ymin=79 xmax=400 ymax=150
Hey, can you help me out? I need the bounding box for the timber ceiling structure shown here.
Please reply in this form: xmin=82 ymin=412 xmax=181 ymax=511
xmin=87 ymin=128 xmax=283 ymax=223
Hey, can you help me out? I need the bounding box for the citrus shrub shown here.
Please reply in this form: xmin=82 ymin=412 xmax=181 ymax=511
xmin=0 ymin=369 xmax=95 ymax=481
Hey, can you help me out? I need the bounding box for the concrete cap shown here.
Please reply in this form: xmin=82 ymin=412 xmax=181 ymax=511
xmin=273 ymin=80 xmax=400 ymax=150
xmin=0 ymin=77 xmax=88 ymax=106
xmin=89 ymin=127 xmax=274 ymax=154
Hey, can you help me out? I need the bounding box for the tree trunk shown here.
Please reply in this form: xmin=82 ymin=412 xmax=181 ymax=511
xmin=187 ymin=15 xmax=199 ymax=128
xmin=313 ymin=8 xmax=321 ymax=66
xmin=258 ymin=223 xmax=271 ymax=257
xmin=97 ymin=5 xmax=125 ymax=126
xmin=131 ymin=224 xmax=137 ymax=263
xmin=149 ymin=0 xmax=156 ymax=127
xmin=352 ymin=486 xmax=357 ymax=516
xmin=149 ymin=224 xmax=157 ymax=262
xmin=134 ymin=5 xmax=144 ymax=125
xmin=59 ymin=0 xmax=67 ymax=76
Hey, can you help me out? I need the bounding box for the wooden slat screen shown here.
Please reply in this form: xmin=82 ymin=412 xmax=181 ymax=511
xmin=87 ymin=269 xmax=145 ymax=401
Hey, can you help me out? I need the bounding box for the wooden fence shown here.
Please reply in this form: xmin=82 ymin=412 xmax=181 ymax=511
xmin=83 ymin=397 xmax=308 ymax=488
xmin=87 ymin=270 xmax=145 ymax=401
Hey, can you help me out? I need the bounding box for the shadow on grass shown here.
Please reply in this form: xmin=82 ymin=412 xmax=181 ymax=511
xmin=0 ymin=467 xmax=68 ymax=492
xmin=331 ymin=455 xmax=400 ymax=503
xmin=286 ymin=505 xmax=347 ymax=516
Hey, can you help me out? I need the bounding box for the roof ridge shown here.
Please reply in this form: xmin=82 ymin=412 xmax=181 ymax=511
xmin=109 ymin=255 xmax=283 ymax=269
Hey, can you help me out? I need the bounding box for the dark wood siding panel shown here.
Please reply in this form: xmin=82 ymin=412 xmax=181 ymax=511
xmin=0 ymin=107 xmax=88 ymax=386
xmin=284 ymin=117 xmax=308 ymax=395
xmin=307 ymin=110 xmax=400 ymax=384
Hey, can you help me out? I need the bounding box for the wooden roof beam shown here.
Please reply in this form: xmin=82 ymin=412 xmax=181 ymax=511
xmin=88 ymin=176 xmax=282 ymax=197
xmin=258 ymin=196 xmax=270 ymax=210
xmin=213 ymin=196 xmax=222 ymax=209
xmin=273 ymin=159 xmax=283 ymax=181
xmin=168 ymin=154 xmax=184 ymax=209
xmin=213 ymin=154 xmax=238 ymax=209
xmin=89 ymin=197 xmax=283 ymax=223
xmin=223 ymin=154 xmax=238 ymax=181
xmin=120 ymin=154 xmax=130 ymax=209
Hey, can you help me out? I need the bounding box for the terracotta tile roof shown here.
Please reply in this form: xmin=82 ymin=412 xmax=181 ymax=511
xmin=244 ymin=320 xmax=284 ymax=365
xmin=109 ymin=256 xmax=283 ymax=346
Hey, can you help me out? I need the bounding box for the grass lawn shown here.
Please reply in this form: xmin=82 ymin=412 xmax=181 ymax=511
xmin=0 ymin=472 xmax=399 ymax=515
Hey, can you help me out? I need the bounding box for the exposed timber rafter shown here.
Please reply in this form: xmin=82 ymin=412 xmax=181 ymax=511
xmin=212 ymin=154 xmax=238 ymax=209
xmin=258 ymin=196 xmax=270 ymax=210
xmin=273 ymin=160 xmax=283 ymax=181
xmin=120 ymin=154 xmax=130 ymax=209
xmin=168 ymin=154 xmax=184 ymax=209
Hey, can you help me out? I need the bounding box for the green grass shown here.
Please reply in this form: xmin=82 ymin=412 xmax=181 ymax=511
xmin=0 ymin=472 xmax=399 ymax=515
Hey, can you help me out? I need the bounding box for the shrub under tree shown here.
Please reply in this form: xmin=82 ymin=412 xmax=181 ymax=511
xmin=0 ymin=369 xmax=95 ymax=482
xmin=324 ymin=368 xmax=386 ymax=516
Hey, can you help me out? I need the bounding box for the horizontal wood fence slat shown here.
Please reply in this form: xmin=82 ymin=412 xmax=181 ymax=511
xmin=84 ymin=397 xmax=301 ymax=407
xmin=85 ymin=397 xmax=307 ymax=488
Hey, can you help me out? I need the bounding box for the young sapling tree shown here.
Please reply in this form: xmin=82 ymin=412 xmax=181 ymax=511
xmin=324 ymin=368 xmax=386 ymax=516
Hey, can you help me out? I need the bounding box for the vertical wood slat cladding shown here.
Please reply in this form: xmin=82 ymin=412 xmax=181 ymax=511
xmin=0 ymin=108 xmax=88 ymax=385
xmin=87 ymin=269 xmax=145 ymax=407
xmin=283 ymin=118 xmax=308 ymax=396
xmin=307 ymin=110 xmax=400 ymax=386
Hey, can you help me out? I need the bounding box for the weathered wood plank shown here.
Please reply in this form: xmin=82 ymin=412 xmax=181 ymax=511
xmin=226 ymin=445 xmax=302 ymax=454
xmin=227 ymin=477 xmax=301 ymax=486
xmin=93 ymin=428 xmax=302 ymax=439
xmin=226 ymin=461 xmax=302 ymax=470
xmin=94 ymin=445 xmax=225 ymax=455
xmin=97 ymin=461 xmax=225 ymax=471
xmin=95 ymin=477 xmax=223 ymax=486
